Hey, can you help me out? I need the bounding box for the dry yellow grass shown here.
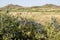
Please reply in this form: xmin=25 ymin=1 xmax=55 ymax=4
xmin=9 ymin=12 xmax=60 ymax=24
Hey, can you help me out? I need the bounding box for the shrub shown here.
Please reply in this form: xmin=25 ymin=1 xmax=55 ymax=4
xmin=0 ymin=13 xmax=60 ymax=40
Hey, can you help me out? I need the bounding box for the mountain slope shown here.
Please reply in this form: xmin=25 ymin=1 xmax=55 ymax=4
xmin=0 ymin=4 xmax=60 ymax=12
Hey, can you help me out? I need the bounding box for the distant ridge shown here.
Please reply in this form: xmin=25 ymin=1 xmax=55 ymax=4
xmin=41 ymin=4 xmax=60 ymax=8
xmin=0 ymin=4 xmax=60 ymax=9
xmin=5 ymin=4 xmax=23 ymax=8
xmin=0 ymin=4 xmax=24 ymax=9
xmin=0 ymin=4 xmax=60 ymax=12
xmin=31 ymin=4 xmax=60 ymax=8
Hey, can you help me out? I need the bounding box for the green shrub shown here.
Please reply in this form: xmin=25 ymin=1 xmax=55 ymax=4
xmin=0 ymin=13 xmax=60 ymax=40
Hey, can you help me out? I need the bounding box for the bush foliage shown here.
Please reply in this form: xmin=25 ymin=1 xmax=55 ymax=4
xmin=0 ymin=13 xmax=60 ymax=40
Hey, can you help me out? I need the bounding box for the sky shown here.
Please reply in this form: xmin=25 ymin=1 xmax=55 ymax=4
xmin=0 ymin=0 xmax=60 ymax=7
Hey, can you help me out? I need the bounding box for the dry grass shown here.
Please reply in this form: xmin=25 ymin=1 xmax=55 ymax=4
xmin=9 ymin=12 xmax=60 ymax=24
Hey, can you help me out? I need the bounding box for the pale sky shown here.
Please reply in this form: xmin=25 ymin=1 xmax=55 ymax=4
xmin=0 ymin=0 xmax=60 ymax=7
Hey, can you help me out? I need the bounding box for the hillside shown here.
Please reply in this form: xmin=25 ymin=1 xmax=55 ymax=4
xmin=0 ymin=4 xmax=60 ymax=12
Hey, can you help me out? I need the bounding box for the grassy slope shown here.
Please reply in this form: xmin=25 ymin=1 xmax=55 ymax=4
xmin=0 ymin=4 xmax=60 ymax=24
xmin=9 ymin=12 xmax=60 ymax=25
